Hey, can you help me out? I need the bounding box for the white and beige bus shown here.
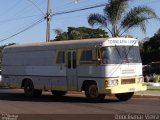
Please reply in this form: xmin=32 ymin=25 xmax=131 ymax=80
xmin=2 ymin=37 xmax=146 ymax=102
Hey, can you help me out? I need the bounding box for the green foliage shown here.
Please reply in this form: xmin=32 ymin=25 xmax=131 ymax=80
xmin=145 ymin=75 xmax=151 ymax=83
xmin=153 ymin=74 xmax=160 ymax=83
xmin=145 ymin=74 xmax=160 ymax=83
xmin=54 ymin=27 xmax=108 ymax=41
xmin=140 ymin=30 xmax=160 ymax=64
xmin=88 ymin=0 xmax=159 ymax=37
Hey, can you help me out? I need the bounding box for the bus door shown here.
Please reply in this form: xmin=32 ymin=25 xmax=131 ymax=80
xmin=67 ymin=50 xmax=78 ymax=90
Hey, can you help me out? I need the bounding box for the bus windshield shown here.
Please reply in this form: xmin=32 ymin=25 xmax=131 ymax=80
xmin=101 ymin=46 xmax=142 ymax=64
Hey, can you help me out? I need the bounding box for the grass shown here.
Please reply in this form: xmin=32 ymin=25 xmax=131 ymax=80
xmin=0 ymin=82 xmax=5 ymax=87
xmin=135 ymin=85 xmax=160 ymax=96
xmin=147 ymin=86 xmax=160 ymax=90
xmin=135 ymin=89 xmax=160 ymax=96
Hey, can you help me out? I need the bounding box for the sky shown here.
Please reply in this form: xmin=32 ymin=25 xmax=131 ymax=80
xmin=0 ymin=0 xmax=159 ymax=45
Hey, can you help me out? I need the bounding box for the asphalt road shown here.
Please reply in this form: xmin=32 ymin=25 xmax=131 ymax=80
xmin=0 ymin=88 xmax=159 ymax=120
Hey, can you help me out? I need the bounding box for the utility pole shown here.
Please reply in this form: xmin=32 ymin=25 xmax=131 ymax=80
xmin=46 ymin=0 xmax=51 ymax=42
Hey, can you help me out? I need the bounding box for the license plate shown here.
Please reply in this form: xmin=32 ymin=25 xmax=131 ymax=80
xmin=129 ymin=88 xmax=135 ymax=92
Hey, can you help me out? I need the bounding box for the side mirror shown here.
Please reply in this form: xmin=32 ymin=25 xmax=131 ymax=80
xmin=93 ymin=58 xmax=101 ymax=65
xmin=97 ymin=58 xmax=101 ymax=62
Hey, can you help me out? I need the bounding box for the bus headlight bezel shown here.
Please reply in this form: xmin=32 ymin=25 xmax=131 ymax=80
xmin=137 ymin=77 xmax=144 ymax=83
xmin=106 ymin=80 xmax=118 ymax=86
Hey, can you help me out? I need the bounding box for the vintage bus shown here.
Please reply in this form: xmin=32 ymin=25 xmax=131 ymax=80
xmin=2 ymin=37 xmax=146 ymax=102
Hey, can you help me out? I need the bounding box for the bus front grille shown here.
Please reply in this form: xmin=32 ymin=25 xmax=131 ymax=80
xmin=121 ymin=79 xmax=135 ymax=84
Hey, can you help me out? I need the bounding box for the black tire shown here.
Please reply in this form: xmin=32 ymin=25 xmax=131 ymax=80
xmin=24 ymin=79 xmax=42 ymax=97
xmin=34 ymin=90 xmax=42 ymax=97
xmin=24 ymin=79 xmax=35 ymax=97
xmin=115 ymin=92 xmax=134 ymax=101
xmin=85 ymin=83 xmax=106 ymax=102
xmin=51 ymin=90 xmax=67 ymax=97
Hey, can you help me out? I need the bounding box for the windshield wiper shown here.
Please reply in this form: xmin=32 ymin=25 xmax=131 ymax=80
xmin=115 ymin=45 xmax=123 ymax=61
xmin=125 ymin=46 xmax=134 ymax=63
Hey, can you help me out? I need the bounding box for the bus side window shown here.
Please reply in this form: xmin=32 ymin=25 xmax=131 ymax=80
xmin=56 ymin=51 xmax=65 ymax=64
xmin=80 ymin=49 xmax=95 ymax=64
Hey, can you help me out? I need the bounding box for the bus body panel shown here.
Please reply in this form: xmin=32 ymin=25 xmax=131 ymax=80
xmin=2 ymin=38 xmax=146 ymax=95
xmin=77 ymin=64 xmax=142 ymax=78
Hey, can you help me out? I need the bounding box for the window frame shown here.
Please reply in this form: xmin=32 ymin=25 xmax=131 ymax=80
xmin=55 ymin=50 xmax=66 ymax=64
xmin=79 ymin=48 xmax=96 ymax=65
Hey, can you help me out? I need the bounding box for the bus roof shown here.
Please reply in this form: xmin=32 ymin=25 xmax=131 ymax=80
xmin=3 ymin=37 xmax=139 ymax=53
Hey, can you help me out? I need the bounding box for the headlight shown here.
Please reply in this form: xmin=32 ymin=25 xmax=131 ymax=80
xmin=106 ymin=80 xmax=118 ymax=86
xmin=137 ymin=77 xmax=144 ymax=83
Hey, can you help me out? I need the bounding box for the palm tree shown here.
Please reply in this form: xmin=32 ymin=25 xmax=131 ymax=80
xmin=88 ymin=0 xmax=159 ymax=37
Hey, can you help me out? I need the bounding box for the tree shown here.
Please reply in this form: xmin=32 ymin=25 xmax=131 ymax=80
xmin=88 ymin=0 xmax=159 ymax=37
xmin=54 ymin=27 xmax=108 ymax=41
xmin=54 ymin=29 xmax=68 ymax=40
xmin=140 ymin=29 xmax=160 ymax=64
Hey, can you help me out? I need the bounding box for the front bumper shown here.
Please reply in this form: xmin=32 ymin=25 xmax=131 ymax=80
xmin=106 ymin=83 xmax=147 ymax=94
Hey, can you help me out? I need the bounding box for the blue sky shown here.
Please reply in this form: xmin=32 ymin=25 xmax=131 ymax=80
xmin=0 ymin=0 xmax=159 ymax=45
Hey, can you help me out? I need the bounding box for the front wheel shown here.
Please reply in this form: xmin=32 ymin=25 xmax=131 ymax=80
xmin=85 ymin=83 xmax=106 ymax=102
xmin=115 ymin=92 xmax=134 ymax=101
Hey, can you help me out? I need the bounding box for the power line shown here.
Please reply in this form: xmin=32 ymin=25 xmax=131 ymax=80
xmin=52 ymin=3 xmax=106 ymax=17
xmin=1 ymin=0 xmax=158 ymax=43
xmin=0 ymin=3 xmax=106 ymax=43
xmin=27 ymin=0 xmax=46 ymax=16
xmin=0 ymin=17 xmax=45 ymax=43
xmin=0 ymin=0 xmax=22 ymax=17
xmin=51 ymin=0 xmax=90 ymax=12
xmin=11 ymin=1 xmax=41 ymax=20
xmin=0 ymin=14 xmax=42 ymax=24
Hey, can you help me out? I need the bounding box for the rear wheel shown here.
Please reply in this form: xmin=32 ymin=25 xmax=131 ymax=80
xmin=85 ymin=83 xmax=105 ymax=102
xmin=24 ymin=79 xmax=42 ymax=97
xmin=115 ymin=92 xmax=134 ymax=101
xmin=24 ymin=79 xmax=34 ymax=97
xmin=51 ymin=90 xmax=67 ymax=97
